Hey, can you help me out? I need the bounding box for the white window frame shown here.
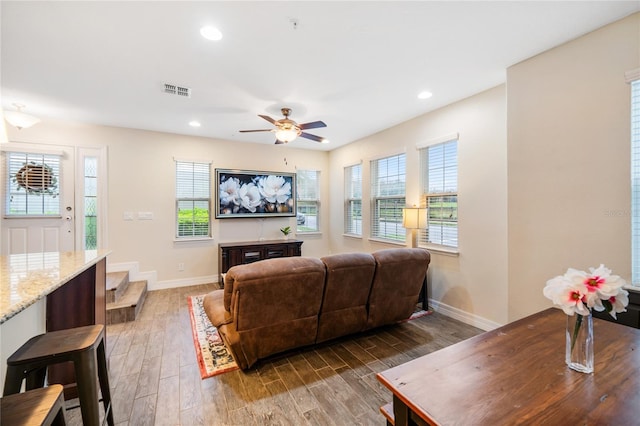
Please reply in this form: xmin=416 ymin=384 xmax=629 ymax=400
xmin=344 ymin=163 xmax=362 ymax=236
xmin=296 ymin=169 xmax=320 ymax=233
xmin=175 ymin=159 xmax=212 ymax=240
xmin=419 ymin=137 xmax=459 ymax=249
xmin=370 ymin=153 xmax=406 ymax=243
xmin=629 ymin=72 xmax=640 ymax=285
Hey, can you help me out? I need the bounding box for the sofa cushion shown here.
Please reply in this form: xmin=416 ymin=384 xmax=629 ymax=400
xmin=367 ymin=248 xmax=430 ymax=329
xmin=316 ymin=252 xmax=376 ymax=343
xmin=214 ymin=256 xmax=326 ymax=369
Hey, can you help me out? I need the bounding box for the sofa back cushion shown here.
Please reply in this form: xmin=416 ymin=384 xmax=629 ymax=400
xmin=222 ymin=256 xmax=326 ymax=367
xmin=224 ymin=256 xmax=326 ymax=331
xmin=367 ymin=248 xmax=430 ymax=329
xmin=317 ymin=252 xmax=376 ymax=343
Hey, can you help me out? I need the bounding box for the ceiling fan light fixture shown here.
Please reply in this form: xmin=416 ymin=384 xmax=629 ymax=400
xmin=200 ymin=26 xmax=223 ymax=41
xmin=275 ymin=128 xmax=299 ymax=143
xmin=3 ymin=103 xmax=40 ymax=130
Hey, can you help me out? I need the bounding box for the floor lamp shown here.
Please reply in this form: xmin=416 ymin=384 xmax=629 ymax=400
xmin=402 ymin=207 xmax=427 ymax=248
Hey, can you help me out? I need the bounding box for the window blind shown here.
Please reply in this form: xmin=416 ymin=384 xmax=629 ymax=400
xmin=370 ymin=153 xmax=406 ymax=242
xmin=631 ymin=80 xmax=640 ymax=284
xmin=176 ymin=161 xmax=211 ymax=238
xmin=419 ymin=140 xmax=458 ymax=247
xmin=344 ymin=164 xmax=362 ymax=235
xmin=297 ymin=170 xmax=320 ymax=232
xmin=6 ymin=151 xmax=61 ymax=216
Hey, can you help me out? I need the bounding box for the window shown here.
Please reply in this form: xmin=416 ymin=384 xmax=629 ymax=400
xmin=419 ymin=139 xmax=458 ymax=247
xmin=344 ymin=163 xmax=362 ymax=236
xmin=371 ymin=153 xmax=406 ymax=242
xmin=632 ymin=79 xmax=640 ymax=284
xmin=176 ymin=160 xmax=211 ymax=238
xmin=296 ymin=170 xmax=319 ymax=233
xmin=5 ymin=151 xmax=61 ymax=216
xmin=83 ymin=156 xmax=98 ymax=249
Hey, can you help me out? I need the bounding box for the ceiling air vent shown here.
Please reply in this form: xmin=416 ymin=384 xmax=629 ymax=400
xmin=163 ymin=83 xmax=191 ymax=98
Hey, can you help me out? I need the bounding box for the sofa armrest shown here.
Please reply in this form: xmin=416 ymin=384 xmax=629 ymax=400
xmin=203 ymin=290 xmax=233 ymax=327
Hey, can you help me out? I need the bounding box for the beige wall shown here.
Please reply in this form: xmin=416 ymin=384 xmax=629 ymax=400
xmin=4 ymin=120 xmax=331 ymax=287
xmin=507 ymin=13 xmax=639 ymax=321
xmin=329 ymin=85 xmax=508 ymax=329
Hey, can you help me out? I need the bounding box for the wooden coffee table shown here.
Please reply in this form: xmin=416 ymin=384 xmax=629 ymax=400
xmin=377 ymin=308 xmax=640 ymax=425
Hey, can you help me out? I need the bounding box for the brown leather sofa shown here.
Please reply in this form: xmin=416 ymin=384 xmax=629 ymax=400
xmin=202 ymin=248 xmax=430 ymax=369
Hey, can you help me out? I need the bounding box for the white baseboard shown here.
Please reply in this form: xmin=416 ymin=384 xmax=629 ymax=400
xmin=107 ymin=261 xmax=218 ymax=291
xmin=429 ymin=298 xmax=503 ymax=331
xmin=151 ymin=275 xmax=218 ymax=291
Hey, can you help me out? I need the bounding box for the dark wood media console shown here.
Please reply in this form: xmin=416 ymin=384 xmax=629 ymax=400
xmin=218 ymin=239 xmax=303 ymax=287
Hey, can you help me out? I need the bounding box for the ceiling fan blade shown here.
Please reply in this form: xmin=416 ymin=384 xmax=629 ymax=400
xmin=300 ymin=132 xmax=326 ymax=143
xmin=299 ymin=120 xmax=326 ymax=130
xmin=258 ymin=114 xmax=277 ymax=124
xmin=239 ymin=129 xmax=273 ymax=133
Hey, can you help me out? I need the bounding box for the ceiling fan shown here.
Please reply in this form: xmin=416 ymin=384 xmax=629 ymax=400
xmin=240 ymin=108 xmax=328 ymax=144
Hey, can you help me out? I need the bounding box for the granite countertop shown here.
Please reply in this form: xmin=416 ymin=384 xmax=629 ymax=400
xmin=0 ymin=250 xmax=110 ymax=324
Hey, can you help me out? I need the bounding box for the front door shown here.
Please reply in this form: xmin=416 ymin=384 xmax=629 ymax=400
xmin=1 ymin=143 xmax=76 ymax=254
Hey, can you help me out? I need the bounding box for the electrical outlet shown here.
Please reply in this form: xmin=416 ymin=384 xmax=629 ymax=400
xmin=178 ymin=262 xmax=185 ymax=271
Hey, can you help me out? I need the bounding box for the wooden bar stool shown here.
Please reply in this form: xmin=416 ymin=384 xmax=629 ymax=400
xmin=3 ymin=325 xmax=114 ymax=426
xmin=1 ymin=384 xmax=67 ymax=426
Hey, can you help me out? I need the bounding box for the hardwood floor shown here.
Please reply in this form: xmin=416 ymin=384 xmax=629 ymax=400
xmin=65 ymin=284 xmax=482 ymax=425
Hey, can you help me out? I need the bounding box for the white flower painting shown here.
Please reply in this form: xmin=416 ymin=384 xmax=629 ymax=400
xmin=216 ymin=170 xmax=295 ymax=217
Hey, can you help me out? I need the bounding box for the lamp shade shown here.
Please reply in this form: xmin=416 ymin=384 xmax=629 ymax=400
xmin=402 ymin=207 xmax=427 ymax=229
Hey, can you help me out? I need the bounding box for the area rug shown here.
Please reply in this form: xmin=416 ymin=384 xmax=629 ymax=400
xmin=187 ymin=295 xmax=239 ymax=379
xmin=408 ymin=309 xmax=432 ymax=321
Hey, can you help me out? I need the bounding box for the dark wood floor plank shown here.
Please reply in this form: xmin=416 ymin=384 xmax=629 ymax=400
xmin=265 ymin=379 xmax=312 ymax=425
xmin=302 ymin=348 xmax=330 ymax=371
xmin=135 ymin=355 xmax=161 ymax=398
xmin=314 ymin=366 xmax=371 ymax=419
xmin=129 ymin=394 xmax=156 ymax=426
xmin=179 ymin=363 xmax=203 ymax=411
xmin=275 ymin=362 xmax=319 ymax=414
xmin=155 ymin=375 xmax=180 ymax=426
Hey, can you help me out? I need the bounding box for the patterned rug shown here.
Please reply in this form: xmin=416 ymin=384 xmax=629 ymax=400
xmin=188 ymin=294 xmax=432 ymax=379
xmin=187 ymin=295 xmax=239 ymax=379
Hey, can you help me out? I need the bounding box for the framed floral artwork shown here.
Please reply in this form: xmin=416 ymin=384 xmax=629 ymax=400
xmin=215 ymin=169 xmax=296 ymax=219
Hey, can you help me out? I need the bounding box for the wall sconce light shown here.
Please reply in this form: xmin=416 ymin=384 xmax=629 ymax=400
xmin=3 ymin=103 xmax=41 ymax=130
xmin=402 ymin=206 xmax=427 ymax=248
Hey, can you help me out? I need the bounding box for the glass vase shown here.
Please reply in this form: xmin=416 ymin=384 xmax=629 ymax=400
xmin=565 ymin=312 xmax=594 ymax=373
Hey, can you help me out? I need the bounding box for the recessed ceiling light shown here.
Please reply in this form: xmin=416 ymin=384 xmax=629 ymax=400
xmin=418 ymin=91 xmax=433 ymax=100
xmin=189 ymin=121 xmax=201 ymax=127
xmin=200 ymin=26 xmax=223 ymax=41
xmin=321 ymin=139 xmax=330 ymax=144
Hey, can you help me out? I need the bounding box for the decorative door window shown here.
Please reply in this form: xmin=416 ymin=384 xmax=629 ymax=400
xmin=5 ymin=152 xmax=61 ymax=216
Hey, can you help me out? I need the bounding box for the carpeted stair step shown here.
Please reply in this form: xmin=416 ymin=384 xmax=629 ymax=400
xmin=106 ymin=271 xmax=130 ymax=304
xmin=106 ymin=280 xmax=147 ymax=324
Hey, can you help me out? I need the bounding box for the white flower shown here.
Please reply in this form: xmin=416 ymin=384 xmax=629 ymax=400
xmin=543 ymin=264 xmax=628 ymax=318
xmin=219 ymin=177 xmax=241 ymax=206
xmin=543 ymin=275 xmax=590 ymax=316
xmin=238 ymin=183 xmax=262 ymax=213
xmin=258 ymin=175 xmax=291 ymax=204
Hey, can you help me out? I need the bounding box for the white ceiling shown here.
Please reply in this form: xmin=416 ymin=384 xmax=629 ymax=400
xmin=2 ymin=1 xmax=639 ymax=151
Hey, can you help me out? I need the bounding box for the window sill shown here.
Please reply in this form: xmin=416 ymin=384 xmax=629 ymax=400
xmin=296 ymin=232 xmax=322 ymax=237
xmin=173 ymin=237 xmax=214 ymax=243
xmin=420 ymin=244 xmax=460 ymax=256
xmin=343 ymin=233 xmax=363 ymax=240
xmin=368 ymin=237 xmax=406 ymax=247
